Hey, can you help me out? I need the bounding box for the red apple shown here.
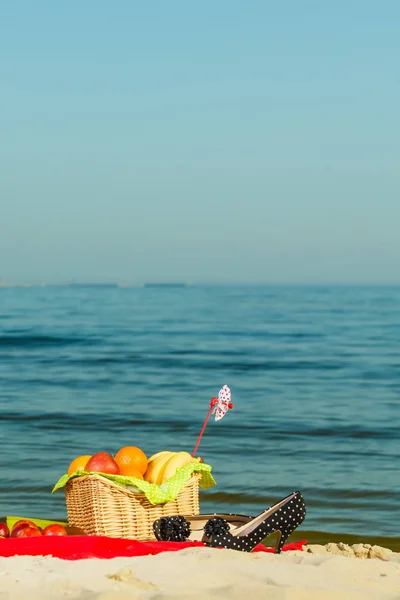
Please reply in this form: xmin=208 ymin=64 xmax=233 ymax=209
xmin=12 ymin=519 xmax=39 ymax=532
xmin=11 ymin=525 xmax=32 ymax=538
xmin=42 ymin=524 xmax=67 ymax=536
xmin=85 ymin=452 xmax=120 ymax=475
xmin=18 ymin=526 xmax=42 ymax=537
xmin=0 ymin=522 xmax=9 ymax=538
xmin=11 ymin=520 xmax=40 ymax=538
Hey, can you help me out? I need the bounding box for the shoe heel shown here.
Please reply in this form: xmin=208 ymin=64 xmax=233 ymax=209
xmin=275 ymin=530 xmax=289 ymax=554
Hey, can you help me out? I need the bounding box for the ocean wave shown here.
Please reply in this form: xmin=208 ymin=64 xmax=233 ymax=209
xmin=0 ymin=334 xmax=96 ymax=348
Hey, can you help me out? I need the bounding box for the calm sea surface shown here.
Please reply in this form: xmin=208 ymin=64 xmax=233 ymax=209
xmin=0 ymin=285 xmax=399 ymax=548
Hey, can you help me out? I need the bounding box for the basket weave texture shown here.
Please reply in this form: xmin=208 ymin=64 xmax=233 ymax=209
xmin=65 ymin=473 xmax=200 ymax=541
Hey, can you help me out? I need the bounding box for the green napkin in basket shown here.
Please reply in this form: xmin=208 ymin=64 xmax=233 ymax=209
xmin=52 ymin=461 xmax=216 ymax=506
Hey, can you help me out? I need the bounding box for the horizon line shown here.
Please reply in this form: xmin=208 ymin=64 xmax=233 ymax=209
xmin=1 ymin=281 xmax=400 ymax=288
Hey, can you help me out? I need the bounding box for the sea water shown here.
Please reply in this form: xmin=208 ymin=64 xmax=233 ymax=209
xmin=0 ymin=285 xmax=399 ymax=548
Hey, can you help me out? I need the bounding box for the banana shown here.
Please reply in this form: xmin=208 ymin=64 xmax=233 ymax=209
xmin=144 ymin=452 xmax=175 ymax=484
xmin=160 ymin=451 xmax=199 ymax=484
xmin=148 ymin=450 xmax=174 ymax=464
xmin=144 ymin=450 xmax=202 ymax=485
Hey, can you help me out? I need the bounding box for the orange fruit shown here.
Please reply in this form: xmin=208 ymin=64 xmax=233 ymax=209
xmin=118 ymin=464 xmax=144 ymax=479
xmin=68 ymin=455 xmax=92 ymax=475
xmin=114 ymin=446 xmax=148 ymax=475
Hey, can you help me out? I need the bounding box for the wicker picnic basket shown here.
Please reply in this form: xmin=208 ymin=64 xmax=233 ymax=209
xmin=65 ymin=473 xmax=200 ymax=541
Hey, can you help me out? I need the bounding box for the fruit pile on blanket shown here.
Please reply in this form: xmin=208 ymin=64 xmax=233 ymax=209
xmin=0 ymin=518 xmax=70 ymax=539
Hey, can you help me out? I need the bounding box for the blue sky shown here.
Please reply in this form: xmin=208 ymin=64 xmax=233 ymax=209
xmin=1 ymin=1 xmax=399 ymax=284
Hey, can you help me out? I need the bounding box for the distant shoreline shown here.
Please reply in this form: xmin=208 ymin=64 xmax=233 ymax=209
xmin=0 ymin=281 xmax=191 ymax=289
xmin=1 ymin=281 xmax=400 ymax=289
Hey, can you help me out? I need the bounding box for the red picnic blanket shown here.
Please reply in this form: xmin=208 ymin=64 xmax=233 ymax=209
xmin=0 ymin=536 xmax=307 ymax=560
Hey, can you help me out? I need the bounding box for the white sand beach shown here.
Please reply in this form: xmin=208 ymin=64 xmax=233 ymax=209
xmin=0 ymin=543 xmax=399 ymax=600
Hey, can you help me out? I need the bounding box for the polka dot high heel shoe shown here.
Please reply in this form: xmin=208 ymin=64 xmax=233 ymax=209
xmin=153 ymin=491 xmax=306 ymax=552
xmin=202 ymin=491 xmax=306 ymax=553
